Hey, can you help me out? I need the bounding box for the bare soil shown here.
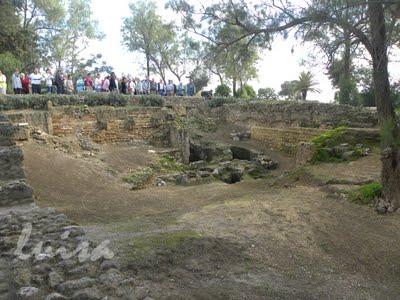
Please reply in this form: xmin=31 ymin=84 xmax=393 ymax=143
xmin=21 ymin=140 xmax=400 ymax=299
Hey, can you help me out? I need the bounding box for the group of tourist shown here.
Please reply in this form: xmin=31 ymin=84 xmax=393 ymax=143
xmin=0 ymin=67 xmax=197 ymax=97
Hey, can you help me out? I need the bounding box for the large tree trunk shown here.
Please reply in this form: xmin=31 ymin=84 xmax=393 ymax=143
xmin=232 ymin=78 xmax=237 ymax=96
xmin=339 ymin=29 xmax=352 ymax=104
xmin=146 ymin=53 xmax=150 ymax=77
xmin=368 ymin=1 xmax=400 ymax=211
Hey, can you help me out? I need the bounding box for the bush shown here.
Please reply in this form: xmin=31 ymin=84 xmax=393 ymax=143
xmin=215 ymin=84 xmax=231 ymax=97
xmin=236 ymin=84 xmax=256 ymax=99
xmin=348 ymin=182 xmax=382 ymax=205
xmin=258 ymin=88 xmax=278 ymax=100
xmin=310 ymin=126 xmax=364 ymax=163
xmin=138 ymin=94 xmax=164 ymax=107
xmin=208 ymin=96 xmax=239 ymax=108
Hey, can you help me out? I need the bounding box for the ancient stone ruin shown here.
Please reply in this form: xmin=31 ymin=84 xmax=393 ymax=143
xmin=1 ymin=96 xmax=389 ymax=299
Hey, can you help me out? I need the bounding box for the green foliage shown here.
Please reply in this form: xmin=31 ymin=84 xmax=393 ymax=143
xmin=0 ymin=52 xmax=22 ymax=93
xmin=153 ymin=155 xmax=189 ymax=173
xmin=279 ymin=80 xmax=301 ymax=101
xmin=121 ymin=0 xmax=174 ymax=77
xmin=215 ymin=84 xmax=231 ymax=97
xmin=236 ymin=84 xmax=256 ymax=99
xmin=122 ymin=167 xmax=155 ymax=190
xmin=348 ymin=183 xmax=382 ymax=205
xmin=296 ymin=71 xmax=320 ymax=100
xmin=208 ymin=96 xmax=239 ymax=108
xmin=139 ymin=95 xmax=164 ymax=107
xmin=310 ymin=126 xmax=365 ymax=163
xmin=257 ymin=87 xmax=278 ymax=100
xmin=311 ymin=126 xmax=348 ymax=148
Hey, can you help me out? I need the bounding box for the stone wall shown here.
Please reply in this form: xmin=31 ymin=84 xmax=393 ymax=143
xmin=251 ymin=126 xmax=380 ymax=155
xmin=0 ymin=116 xmax=33 ymax=207
xmin=212 ymin=101 xmax=378 ymax=129
xmin=4 ymin=106 xmax=171 ymax=144
xmin=251 ymin=126 xmax=325 ymax=154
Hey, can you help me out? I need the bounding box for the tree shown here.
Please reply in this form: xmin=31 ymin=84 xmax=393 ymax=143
xmin=12 ymin=0 xmax=66 ymax=67
xmin=189 ymin=65 xmax=209 ymax=93
xmin=279 ymin=80 xmax=301 ymax=101
xmin=169 ymin=0 xmax=400 ymax=210
xmin=258 ymin=88 xmax=278 ymax=100
xmin=296 ymin=71 xmax=320 ymax=100
xmin=215 ymin=84 xmax=231 ymax=97
xmin=121 ymin=0 xmax=170 ymax=78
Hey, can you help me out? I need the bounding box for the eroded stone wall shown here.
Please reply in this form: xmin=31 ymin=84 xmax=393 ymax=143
xmin=0 ymin=116 xmax=33 ymax=207
xmin=212 ymin=102 xmax=378 ymax=129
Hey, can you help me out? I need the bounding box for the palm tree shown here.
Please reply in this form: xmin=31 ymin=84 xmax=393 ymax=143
xmin=296 ymin=71 xmax=320 ymax=100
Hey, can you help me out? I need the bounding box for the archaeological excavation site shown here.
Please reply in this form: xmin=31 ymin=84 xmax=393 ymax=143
xmin=1 ymin=95 xmax=400 ymax=299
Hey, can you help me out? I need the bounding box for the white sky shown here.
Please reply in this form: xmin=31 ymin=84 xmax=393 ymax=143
xmin=86 ymin=0 xmax=400 ymax=103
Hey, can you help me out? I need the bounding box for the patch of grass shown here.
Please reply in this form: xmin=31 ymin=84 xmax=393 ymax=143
xmin=122 ymin=167 xmax=155 ymax=190
xmin=153 ymin=155 xmax=189 ymax=173
xmin=348 ymin=182 xmax=382 ymax=205
xmin=124 ymin=230 xmax=201 ymax=262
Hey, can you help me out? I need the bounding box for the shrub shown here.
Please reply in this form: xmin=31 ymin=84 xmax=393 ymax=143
xmin=236 ymin=84 xmax=256 ymax=99
xmin=258 ymin=87 xmax=278 ymax=100
xmin=208 ymin=96 xmax=239 ymax=108
xmin=348 ymin=182 xmax=382 ymax=205
xmin=139 ymin=94 xmax=164 ymax=107
xmin=310 ymin=126 xmax=364 ymax=163
xmin=215 ymin=84 xmax=231 ymax=97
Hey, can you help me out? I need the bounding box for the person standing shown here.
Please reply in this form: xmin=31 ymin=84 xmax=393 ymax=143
xmin=109 ymin=72 xmax=118 ymax=92
xmin=177 ymin=82 xmax=184 ymax=96
xmin=0 ymin=70 xmax=7 ymax=95
xmin=21 ymin=73 xmax=30 ymax=94
xmin=135 ymin=78 xmax=142 ymax=94
xmin=157 ymin=79 xmax=165 ymax=96
xmin=12 ymin=68 xmax=22 ymax=94
xmin=65 ymin=75 xmax=74 ymax=94
xmin=44 ymin=69 xmax=53 ymax=94
xmin=76 ymin=76 xmax=85 ymax=93
xmin=84 ymin=73 xmax=93 ymax=91
xmin=120 ymin=77 xmax=127 ymax=94
xmin=166 ymin=80 xmax=175 ymax=96
xmin=186 ymin=79 xmax=196 ymax=97
xmin=29 ymin=68 xmax=43 ymax=94
xmin=94 ymin=73 xmax=102 ymax=92
xmin=102 ymin=76 xmax=110 ymax=92
xmin=55 ymin=70 xmax=65 ymax=94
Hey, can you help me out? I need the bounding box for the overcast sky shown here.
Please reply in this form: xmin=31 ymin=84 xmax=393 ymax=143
xmin=86 ymin=0 xmax=400 ymax=103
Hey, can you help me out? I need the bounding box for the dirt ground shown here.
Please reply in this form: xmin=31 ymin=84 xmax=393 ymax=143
xmin=21 ymin=140 xmax=400 ymax=299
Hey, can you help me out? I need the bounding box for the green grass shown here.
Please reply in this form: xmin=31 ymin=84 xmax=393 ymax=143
xmin=348 ymin=182 xmax=382 ymax=205
xmin=311 ymin=126 xmax=348 ymax=148
xmin=124 ymin=230 xmax=201 ymax=262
